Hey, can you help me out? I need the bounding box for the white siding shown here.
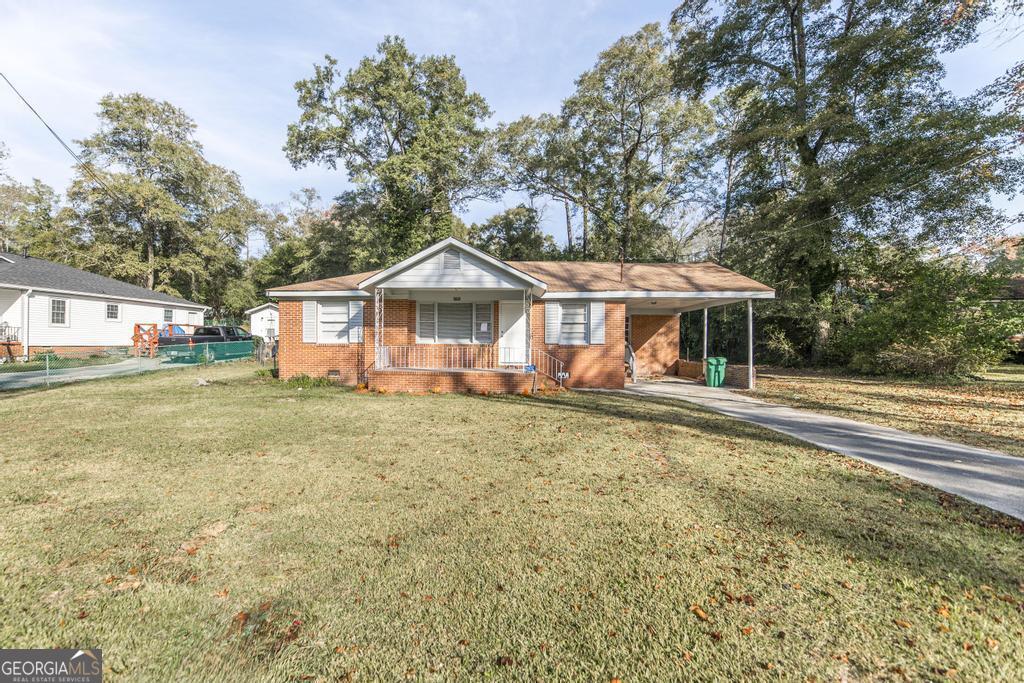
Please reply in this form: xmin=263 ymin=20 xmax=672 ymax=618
xmin=383 ymin=249 xmax=529 ymax=290
xmin=25 ymin=292 xmax=203 ymax=347
xmin=0 ymin=288 xmax=22 ymax=327
xmin=249 ymin=308 xmax=278 ymax=341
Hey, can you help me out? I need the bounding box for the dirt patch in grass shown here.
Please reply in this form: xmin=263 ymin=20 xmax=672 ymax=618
xmin=0 ymin=362 xmax=1021 ymax=680
xmin=745 ymin=365 xmax=1024 ymax=457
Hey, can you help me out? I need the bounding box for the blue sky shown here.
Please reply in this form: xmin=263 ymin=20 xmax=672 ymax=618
xmin=1 ymin=0 xmax=1021 ymax=252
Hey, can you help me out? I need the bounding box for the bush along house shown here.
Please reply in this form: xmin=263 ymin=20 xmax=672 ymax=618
xmin=267 ymin=238 xmax=775 ymax=393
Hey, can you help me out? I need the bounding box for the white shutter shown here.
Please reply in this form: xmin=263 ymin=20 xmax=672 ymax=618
xmin=417 ymin=303 xmax=436 ymax=342
xmin=302 ymin=300 xmax=317 ymax=343
xmin=589 ymin=301 xmax=605 ymax=345
xmin=348 ymin=301 xmax=364 ymax=343
xmin=544 ymin=302 xmax=561 ymax=344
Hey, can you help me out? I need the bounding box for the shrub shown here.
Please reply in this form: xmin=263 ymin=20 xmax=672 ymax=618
xmin=834 ymin=256 xmax=1023 ymax=377
xmin=283 ymin=374 xmax=336 ymax=388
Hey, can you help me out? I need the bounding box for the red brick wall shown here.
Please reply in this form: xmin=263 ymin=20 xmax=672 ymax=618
xmin=278 ymin=297 xmax=626 ymax=391
xmin=368 ymin=369 xmax=534 ymax=394
xmin=630 ymin=314 xmax=679 ymax=377
xmin=278 ymin=299 xmax=373 ymax=383
xmin=1 ymin=342 xmax=22 ymax=360
xmin=530 ymin=301 xmax=625 ymax=389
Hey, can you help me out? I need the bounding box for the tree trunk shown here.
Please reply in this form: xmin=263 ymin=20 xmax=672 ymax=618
xmin=563 ymin=199 xmax=574 ymax=254
xmin=147 ymin=240 xmax=155 ymax=290
xmin=581 ymin=205 xmax=589 ymax=259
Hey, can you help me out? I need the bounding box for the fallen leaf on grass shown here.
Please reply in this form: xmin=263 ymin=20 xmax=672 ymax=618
xmin=894 ymin=619 xmax=912 ymax=629
xmin=689 ymin=604 xmax=709 ymax=621
xmin=113 ymin=578 xmax=142 ymax=592
xmin=214 ymin=588 xmax=230 ymax=599
xmin=741 ymin=626 xmax=753 ymax=636
xmin=180 ymin=521 xmax=229 ymax=556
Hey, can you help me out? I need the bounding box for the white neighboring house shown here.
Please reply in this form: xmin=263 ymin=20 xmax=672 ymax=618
xmin=0 ymin=251 xmax=207 ymax=357
xmin=246 ymin=303 xmax=278 ymax=341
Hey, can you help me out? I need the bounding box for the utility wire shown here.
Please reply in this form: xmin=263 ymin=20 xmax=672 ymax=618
xmin=0 ymin=71 xmax=137 ymax=217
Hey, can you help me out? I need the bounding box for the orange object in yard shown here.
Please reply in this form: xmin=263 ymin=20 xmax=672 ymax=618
xmin=133 ymin=323 xmax=159 ymax=358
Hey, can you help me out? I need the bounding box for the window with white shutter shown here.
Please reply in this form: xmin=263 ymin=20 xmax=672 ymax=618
xmin=544 ymin=302 xmax=560 ymax=344
xmin=588 ymin=301 xmax=605 ymax=344
xmin=559 ymin=302 xmax=588 ymax=345
xmin=318 ymin=302 xmax=348 ymax=343
xmin=301 ymin=301 xmax=317 ymax=343
xmin=473 ymin=303 xmax=492 ymax=344
xmin=348 ymin=301 xmax=364 ymax=343
xmin=417 ymin=303 xmax=436 ymax=342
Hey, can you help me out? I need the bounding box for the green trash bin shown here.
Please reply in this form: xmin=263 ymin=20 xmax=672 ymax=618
xmin=705 ymin=357 xmax=727 ymax=387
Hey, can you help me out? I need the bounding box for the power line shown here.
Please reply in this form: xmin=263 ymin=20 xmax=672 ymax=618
xmin=0 ymin=71 xmax=137 ymax=217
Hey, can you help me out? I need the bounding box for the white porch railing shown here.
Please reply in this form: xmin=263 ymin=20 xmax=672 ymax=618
xmin=0 ymin=324 xmax=20 ymax=343
xmin=378 ymin=345 xmax=500 ymax=371
xmin=376 ymin=344 xmax=566 ymax=387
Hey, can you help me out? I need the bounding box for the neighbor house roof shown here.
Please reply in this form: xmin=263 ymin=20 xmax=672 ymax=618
xmin=245 ymin=302 xmax=279 ymax=314
xmin=269 ymin=260 xmax=773 ymax=297
xmin=0 ymin=252 xmax=206 ymax=308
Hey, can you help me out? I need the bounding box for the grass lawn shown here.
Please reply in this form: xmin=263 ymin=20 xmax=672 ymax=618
xmin=1 ymin=363 xmax=1022 ymax=681
xmin=744 ymin=364 xmax=1024 ymax=458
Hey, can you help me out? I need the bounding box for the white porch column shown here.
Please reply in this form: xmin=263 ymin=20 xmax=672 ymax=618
xmin=374 ymin=286 xmax=384 ymax=369
xmin=747 ymin=298 xmax=755 ymax=390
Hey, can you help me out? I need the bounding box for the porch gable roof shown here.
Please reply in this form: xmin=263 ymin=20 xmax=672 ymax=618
xmin=357 ymin=237 xmax=548 ymax=293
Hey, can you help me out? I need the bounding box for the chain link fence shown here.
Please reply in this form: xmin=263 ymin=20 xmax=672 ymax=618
xmin=0 ymin=340 xmax=270 ymax=391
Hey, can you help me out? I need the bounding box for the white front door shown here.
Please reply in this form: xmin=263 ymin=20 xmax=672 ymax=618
xmin=498 ymin=301 xmax=527 ymax=365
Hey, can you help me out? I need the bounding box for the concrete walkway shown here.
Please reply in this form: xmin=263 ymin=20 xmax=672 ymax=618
xmin=618 ymin=378 xmax=1024 ymax=521
xmin=0 ymin=357 xmax=162 ymax=391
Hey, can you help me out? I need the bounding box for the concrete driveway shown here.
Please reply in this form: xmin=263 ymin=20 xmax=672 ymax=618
xmin=618 ymin=378 xmax=1024 ymax=521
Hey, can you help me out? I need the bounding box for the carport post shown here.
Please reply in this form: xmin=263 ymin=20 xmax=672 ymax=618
xmin=702 ymin=307 xmax=708 ymax=360
xmin=747 ymin=299 xmax=754 ymax=390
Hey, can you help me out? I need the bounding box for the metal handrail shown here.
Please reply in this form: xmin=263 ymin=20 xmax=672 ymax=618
xmin=625 ymin=342 xmax=637 ymax=384
xmin=0 ymin=324 xmax=20 ymax=342
xmin=530 ymin=349 xmax=565 ymax=387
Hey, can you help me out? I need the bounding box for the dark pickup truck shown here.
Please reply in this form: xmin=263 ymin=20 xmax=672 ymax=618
xmin=158 ymin=325 xmax=252 ymax=346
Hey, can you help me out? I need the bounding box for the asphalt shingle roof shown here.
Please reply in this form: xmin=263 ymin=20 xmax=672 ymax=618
xmin=269 ymin=261 xmax=774 ymax=295
xmin=0 ymin=252 xmax=205 ymax=307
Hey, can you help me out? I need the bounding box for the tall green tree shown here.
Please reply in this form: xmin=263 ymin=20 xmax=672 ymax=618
xmin=68 ymin=93 xmax=263 ymax=315
xmin=499 ymin=24 xmax=712 ymax=261
xmin=469 ymin=205 xmax=557 ymax=260
xmin=671 ymin=0 xmax=1024 ymax=359
xmin=285 ymin=37 xmax=496 ymax=267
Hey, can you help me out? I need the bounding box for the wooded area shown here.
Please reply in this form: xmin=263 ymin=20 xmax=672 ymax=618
xmin=1 ymin=0 xmax=1021 ymax=375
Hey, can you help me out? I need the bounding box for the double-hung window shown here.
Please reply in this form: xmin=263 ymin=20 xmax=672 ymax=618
xmin=318 ymin=302 xmax=349 ymax=343
xmin=50 ymin=298 xmax=68 ymax=326
xmin=559 ymin=303 xmax=588 ymax=345
xmin=163 ymin=308 xmax=173 ymax=323
xmin=105 ymin=303 xmax=120 ymax=321
xmin=417 ymin=302 xmax=492 ymax=344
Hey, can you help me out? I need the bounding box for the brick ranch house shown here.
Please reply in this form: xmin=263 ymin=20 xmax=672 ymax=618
xmin=268 ymin=238 xmax=775 ymax=393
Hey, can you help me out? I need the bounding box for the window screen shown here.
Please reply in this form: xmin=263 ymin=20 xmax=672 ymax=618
xmin=50 ymin=299 xmax=67 ymax=325
xmin=473 ymin=303 xmax=492 ymax=344
xmin=559 ymin=302 xmax=588 ymax=345
xmin=318 ymin=302 xmax=348 ymax=342
xmin=437 ymin=303 xmax=472 ymax=343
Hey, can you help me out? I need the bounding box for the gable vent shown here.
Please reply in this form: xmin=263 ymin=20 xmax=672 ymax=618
xmin=442 ymin=249 xmax=461 ymax=270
